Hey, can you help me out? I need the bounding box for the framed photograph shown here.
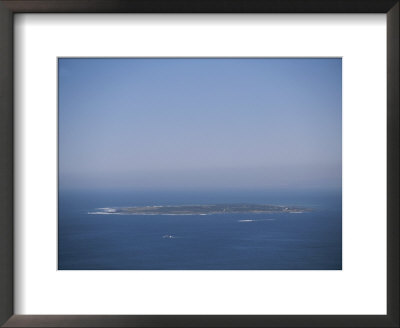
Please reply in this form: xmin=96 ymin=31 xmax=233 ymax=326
xmin=0 ymin=1 xmax=398 ymax=327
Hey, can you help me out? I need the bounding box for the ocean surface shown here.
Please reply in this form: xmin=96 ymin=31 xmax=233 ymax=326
xmin=58 ymin=189 xmax=342 ymax=270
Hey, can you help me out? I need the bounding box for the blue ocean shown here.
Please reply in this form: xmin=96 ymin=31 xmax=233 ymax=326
xmin=58 ymin=189 xmax=342 ymax=270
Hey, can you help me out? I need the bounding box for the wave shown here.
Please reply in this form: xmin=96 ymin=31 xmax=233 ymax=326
xmin=238 ymin=218 xmax=276 ymax=222
xmin=88 ymin=211 xmax=122 ymax=215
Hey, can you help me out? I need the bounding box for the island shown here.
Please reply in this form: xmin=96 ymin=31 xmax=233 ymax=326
xmin=89 ymin=204 xmax=309 ymax=215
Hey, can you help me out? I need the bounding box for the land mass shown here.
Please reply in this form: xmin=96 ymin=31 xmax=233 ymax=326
xmin=90 ymin=204 xmax=309 ymax=215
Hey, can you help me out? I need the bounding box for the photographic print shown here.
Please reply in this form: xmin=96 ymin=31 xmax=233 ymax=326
xmin=58 ymin=58 xmax=342 ymax=270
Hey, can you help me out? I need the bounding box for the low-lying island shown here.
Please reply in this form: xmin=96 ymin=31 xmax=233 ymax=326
xmin=89 ymin=204 xmax=309 ymax=215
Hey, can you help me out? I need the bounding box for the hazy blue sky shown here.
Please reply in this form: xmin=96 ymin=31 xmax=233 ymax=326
xmin=59 ymin=58 xmax=341 ymax=191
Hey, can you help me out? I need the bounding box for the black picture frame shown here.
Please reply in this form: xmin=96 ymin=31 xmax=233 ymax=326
xmin=0 ymin=1 xmax=398 ymax=327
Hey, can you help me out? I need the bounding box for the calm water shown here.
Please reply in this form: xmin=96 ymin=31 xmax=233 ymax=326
xmin=58 ymin=189 xmax=342 ymax=270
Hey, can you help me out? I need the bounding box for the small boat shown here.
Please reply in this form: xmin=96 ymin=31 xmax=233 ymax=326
xmin=162 ymin=234 xmax=175 ymax=239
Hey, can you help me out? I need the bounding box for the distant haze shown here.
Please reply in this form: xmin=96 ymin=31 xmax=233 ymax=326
xmin=58 ymin=58 xmax=341 ymax=191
